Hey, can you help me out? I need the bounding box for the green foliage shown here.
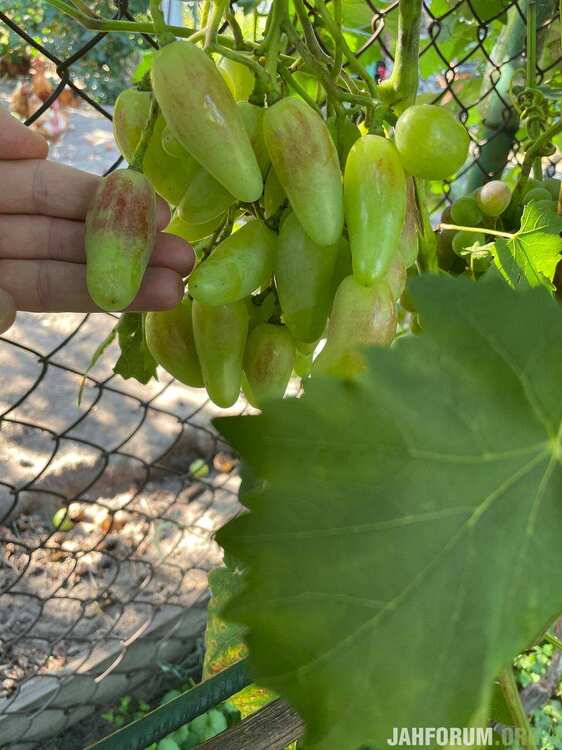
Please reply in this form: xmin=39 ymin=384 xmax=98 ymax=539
xmin=0 ymin=0 xmax=149 ymax=102
xmin=113 ymin=313 xmax=158 ymax=384
xmin=215 ymin=276 xmax=562 ymax=750
xmin=492 ymin=203 xmax=562 ymax=290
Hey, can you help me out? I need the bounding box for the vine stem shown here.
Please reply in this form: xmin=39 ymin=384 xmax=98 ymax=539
xmin=205 ymin=0 xmax=229 ymax=49
xmin=44 ymin=0 xmax=240 ymax=47
xmin=149 ymin=0 xmax=174 ymax=46
xmin=415 ymin=179 xmax=439 ymax=273
xmin=514 ymin=118 xmax=562 ymax=200
xmin=378 ymin=0 xmax=423 ymax=111
xmin=130 ymin=96 xmax=159 ymax=173
xmin=314 ymin=0 xmax=378 ymax=99
xmin=525 ymin=0 xmax=542 ymax=179
xmin=498 ymin=667 xmax=538 ymax=750
xmin=439 ymin=223 xmax=514 ymax=239
xmin=68 ymin=0 xmax=96 ymax=18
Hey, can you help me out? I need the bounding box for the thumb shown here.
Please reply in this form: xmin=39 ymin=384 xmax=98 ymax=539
xmin=0 ymin=289 xmax=17 ymax=334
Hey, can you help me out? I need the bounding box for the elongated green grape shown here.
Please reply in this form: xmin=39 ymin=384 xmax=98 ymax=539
xmin=151 ymin=41 xmax=262 ymax=202
xmin=344 ymin=135 xmax=407 ymax=285
xmin=192 ymin=299 xmax=248 ymax=408
xmin=166 ymin=212 xmax=225 ymax=243
xmin=189 ymin=220 xmax=276 ymax=306
xmin=85 ymin=169 xmax=156 ymax=311
xmin=329 ymin=236 xmax=353 ymax=300
xmin=243 ymin=323 xmax=295 ymax=407
xmin=113 ymin=89 xmax=197 ymax=205
xmin=264 ymin=168 xmax=287 ymax=218
xmin=218 ymin=57 xmax=255 ymax=101
xmin=314 ymin=275 xmax=396 ymax=378
xmin=263 ymin=97 xmax=344 ymax=246
xmin=161 ymin=126 xmax=187 ymax=159
xmin=384 ymin=253 xmax=407 ymax=300
xmin=450 ymin=195 xmax=483 ymax=226
xmin=145 ymin=297 xmax=204 ymax=387
xmin=276 ymin=213 xmax=340 ymax=343
xmin=327 ymin=114 xmax=361 ymax=167
xmin=238 ymin=102 xmax=270 ymax=176
xmin=179 ymin=169 xmax=235 ymax=225
xmin=249 ymin=290 xmax=277 ymax=331
xmin=399 ymin=177 xmax=419 ymax=268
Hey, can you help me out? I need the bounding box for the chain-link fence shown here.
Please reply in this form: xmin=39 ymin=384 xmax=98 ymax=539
xmin=0 ymin=1 xmax=560 ymax=748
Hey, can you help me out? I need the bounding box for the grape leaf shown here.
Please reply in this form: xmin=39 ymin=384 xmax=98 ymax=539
xmin=113 ymin=312 xmax=158 ymax=384
xmin=204 ymin=566 xmax=277 ymax=719
xmin=215 ymin=276 xmax=562 ymax=750
xmin=492 ymin=203 xmax=562 ymax=289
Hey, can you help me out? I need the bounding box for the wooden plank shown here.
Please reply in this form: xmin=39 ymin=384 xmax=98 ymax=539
xmin=196 ymin=699 xmax=305 ymax=750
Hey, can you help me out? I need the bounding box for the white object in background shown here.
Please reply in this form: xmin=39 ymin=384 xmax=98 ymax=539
xmin=163 ymin=0 xmax=183 ymax=26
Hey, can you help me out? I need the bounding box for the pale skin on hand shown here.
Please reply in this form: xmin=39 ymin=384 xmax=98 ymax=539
xmin=0 ymin=108 xmax=194 ymax=335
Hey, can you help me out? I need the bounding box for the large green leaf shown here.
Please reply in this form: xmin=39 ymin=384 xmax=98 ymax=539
xmin=492 ymin=203 xmax=562 ymax=289
xmin=215 ymin=276 xmax=562 ymax=750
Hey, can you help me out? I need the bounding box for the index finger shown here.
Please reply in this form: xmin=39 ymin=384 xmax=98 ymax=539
xmin=0 ymin=107 xmax=49 ymax=160
xmin=0 ymin=159 xmax=171 ymax=227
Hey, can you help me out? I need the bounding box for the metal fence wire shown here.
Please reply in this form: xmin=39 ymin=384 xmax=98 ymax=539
xmin=0 ymin=1 xmax=560 ymax=748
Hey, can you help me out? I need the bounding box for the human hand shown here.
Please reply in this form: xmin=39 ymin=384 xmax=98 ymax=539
xmin=0 ymin=108 xmax=194 ymax=335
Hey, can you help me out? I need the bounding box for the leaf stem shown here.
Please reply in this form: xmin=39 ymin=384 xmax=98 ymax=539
xmin=498 ymin=667 xmax=537 ymax=750
xmin=130 ymin=96 xmax=159 ymax=173
xmin=415 ymin=179 xmax=439 ymax=273
xmin=439 ymin=223 xmax=514 ymax=239
xmin=378 ymin=0 xmax=423 ymax=112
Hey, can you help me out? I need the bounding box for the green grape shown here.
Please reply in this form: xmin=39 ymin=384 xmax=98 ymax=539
xmin=263 ymin=168 xmax=287 ymax=219
xmin=452 ymin=230 xmax=486 ymax=256
xmin=238 ymin=101 xmax=270 ymax=176
xmin=243 ymin=323 xmax=295 ymax=407
xmin=476 ymin=180 xmax=511 ymax=217
xmin=52 ymin=507 xmax=74 ymax=532
xmin=189 ymin=220 xmax=276 ymax=306
xmin=178 ymin=168 xmax=235 ymax=225
xmin=394 ymin=104 xmax=469 ymax=180
xmin=166 ymin=212 xmax=225 ymax=244
xmin=523 ymin=187 xmax=552 ymax=204
xmin=248 ymin=291 xmax=277 ymax=330
xmin=399 ymin=177 xmax=419 ymax=268
xmin=276 ymin=213 xmax=340 ymax=343
xmin=384 ymin=253 xmax=407 ymax=300
xmin=218 ymin=57 xmax=255 ymax=101
xmin=145 ymin=297 xmax=204 ymax=388
xmin=192 ymin=298 xmax=249 ymax=408
xmin=531 ymin=199 xmax=557 ymax=213
xmin=293 ymin=348 xmax=314 ymax=379
xmin=161 ymin=125 xmax=187 ymax=159
xmin=521 ymin=178 xmax=543 ymax=197
xmin=450 ymin=195 xmax=483 ymax=226
xmin=313 ymin=276 xmax=397 ymax=379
